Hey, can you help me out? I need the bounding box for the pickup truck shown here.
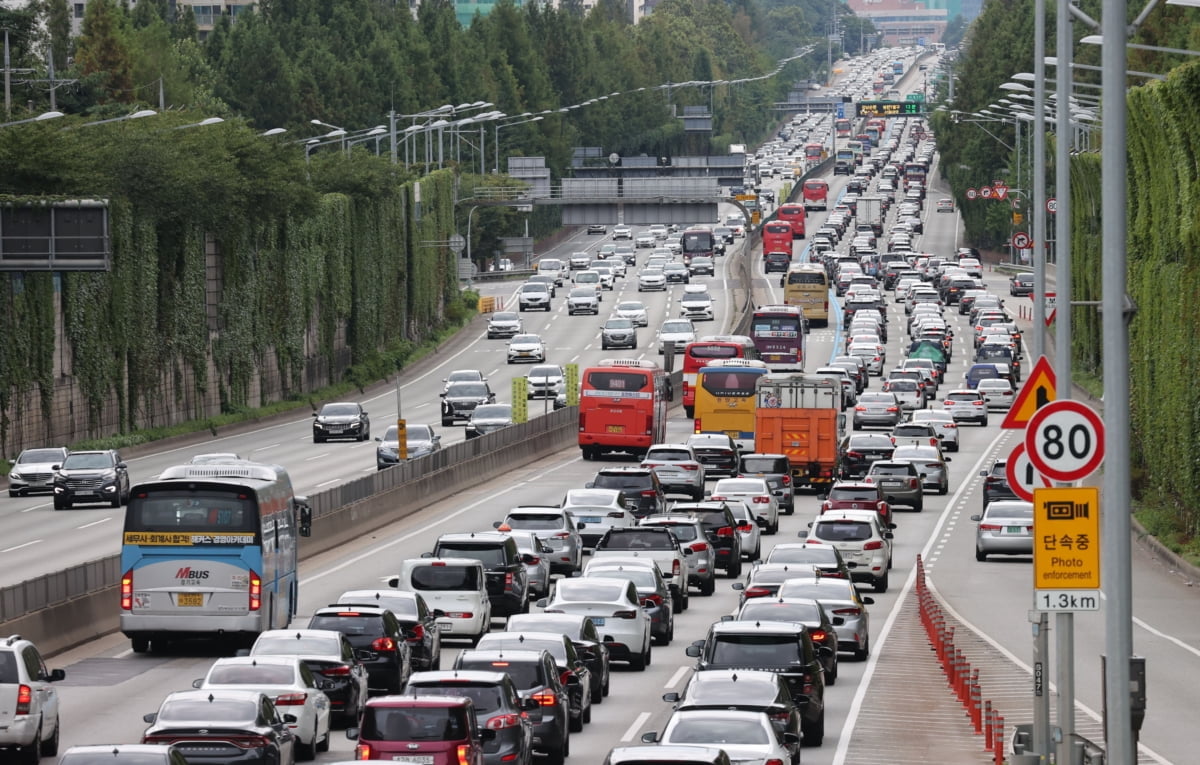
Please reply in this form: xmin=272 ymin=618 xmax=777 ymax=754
xmin=590 ymin=527 xmax=693 ymax=613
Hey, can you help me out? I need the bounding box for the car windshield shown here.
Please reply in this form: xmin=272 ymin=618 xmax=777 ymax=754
xmin=59 ymin=755 xmax=171 ymax=765
xmin=741 ymin=457 xmax=785 ymax=473
xmin=207 ymin=664 xmax=295 ymax=685
xmin=320 ymin=404 xmax=360 ymax=417
xmin=768 ymin=546 xmax=836 ymax=565
xmin=593 ymin=473 xmax=652 ymax=490
xmin=569 ymin=288 xmax=595 ymax=297
xmin=471 ymin=405 xmax=511 ymax=420
xmin=555 ymin=580 xmax=628 ymax=602
xmin=984 ymin=503 xmax=1034 ymax=521
xmin=529 ymin=366 xmax=560 ymax=379
xmin=410 ymin=565 xmax=482 ymax=591
xmin=447 ymin=371 xmax=481 ymax=383
xmin=859 ymin=393 xmax=895 ymax=404
xmin=447 ymin=383 xmax=488 ymax=398
xmin=829 ymin=487 xmax=880 ymax=501
xmin=667 ymin=716 xmax=768 ymax=744
xmin=158 ymin=698 xmax=258 ymax=723
xmin=521 ymin=284 xmax=546 ymax=293
xmin=511 ymin=335 xmax=540 ymax=344
xmin=812 ymin=520 xmax=873 ymax=542
xmin=308 ymin=614 xmax=384 ymax=638
xmin=650 ymin=523 xmax=699 ymax=542
xmin=505 ymin=513 xmax=564 ymax=531
xmin=564 ymin=490 xmax=618 ymax=507
xmin=709 ymin=634 xmax=802 ymax=667
xmin=869 ymin=464 xmax=914 ymax=477
xmin=661 ymin=322 xmax=692 ymax=333
xmin=61 ymin=453 xmax=113 ymax=469
xmin=18 ymin=449 xmax=63 ymax=463
xmin=360 ymin=706 xmax=469 ymax=741
xmin=618 ymin=302 xmax=644 ymax=312
xmin=492 ymin=313 xmax=518 ymax=322
xmin=740 ymin=601 xmax=824 ymax=623
xmin=406 ymin=682 xmax=503 ymax=714
xmin=600 ymin=530 xmax=673 ymax=549
xmin=606 ymin=319 xmax=634 ymax=329
xmin=253 ymin=635 xmax=340 ymax=656
xmin=408 ymin=425 xmax=433 ymax=441
xmin=648 ymin=449 xmax=691 ymax=461
xmin=716 ymin=480 xmax=767 ymax=494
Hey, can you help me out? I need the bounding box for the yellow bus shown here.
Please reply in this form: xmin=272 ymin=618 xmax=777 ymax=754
xmin=783 ymin=263 xmax=830 ymax=327
xmin=692 ymin=359 xmax=770 ymax=451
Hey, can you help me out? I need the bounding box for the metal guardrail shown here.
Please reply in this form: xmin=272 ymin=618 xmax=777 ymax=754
xmin=0 ymin=407 xmax=576 ymax=623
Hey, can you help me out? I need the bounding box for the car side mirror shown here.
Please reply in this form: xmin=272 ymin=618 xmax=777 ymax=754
xmin=682 ymin=547 xmax=693 ymax=555
xmin=420 ymin=552 xmax=434 ymax=558
xmin=641 ymin=732 xmax=660 ymax=744
xmin=731 ymin=582 xmax=745 ymax=590
xmin=969 ymin=514 xmax=983 ymax=522
xmin=432 ymin=608 xmax=446 ymax=618
xmin=685 ymin=645 xmax=702 ymax=657
xmin=439 ymin=392 xmax=446 ymax=397
xmin=493 ymin=521 xmax=503 ymax=529
xmin=49 ymin=669 xmax=66 ymax=682
xmin=585 ymin=482 xmax=594 ymax=489
xmin=783 ymin=732 xmax=801 ymax=746
xmin=192 ymin=678 xmax=204 ymax=689
xmin=283 ymin=714 xmax=298 ymax=724
xmin=345 ymin=727 xmax=360 ymax=741
xmin=311 ymin=412 xmax=318 ymax=418
xmin=522 ymin=553 xmax=537 ymax=565
xmin=662 ymin=691 xmax=680 ymax=703
xmin=387 ymin=576 xmax=402 ymax=588
xmin=943 ymin=456 xmax=952 ymax=462
xmin=577 ymin=522 xmax=587 ymax=529
xmin=719 ymin=614 xmax=735 ymax=622
xmin=862 ymin=596 xmax=875 ymax=605
xmin=536 ymin=599 xmax=549 ymax=609
xmin=521 ymin=697 xmax=540 ymax=711
xmin=143 ymin=712 xmax=158 ymax=723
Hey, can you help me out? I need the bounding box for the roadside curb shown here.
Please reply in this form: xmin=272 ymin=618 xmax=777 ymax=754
xmin=1131 ymin=516 xmax=1200 ymax=585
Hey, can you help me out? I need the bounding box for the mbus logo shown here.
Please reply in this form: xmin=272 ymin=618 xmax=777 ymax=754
xmin=176 ymin=567 xmax=210 ymax=580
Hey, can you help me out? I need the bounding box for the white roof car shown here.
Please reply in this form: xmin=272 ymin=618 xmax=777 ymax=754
xmin=507 ymin=333 xmax=546 ymax=364
xmin=538 ymin=577 xmax=653 ymax=670
xmin=614 ymin=300 xmax=649 ymax=326
xmin=804 ymin=509 xmax=894 ymax=592
xmin=0 ymin=634 xmax=65 ymax=754
xmin=386 ymin=558 xmax=492 ymax=641
xmin=710 ymin=477 xmax=779 ymax=534
xmin=638 ymin=268 xmax=667 ymax=292
xmin=976 ymin=378 xmax=1015 ymax=410
xmin=657 ymin=319 xmax=697 ymax=353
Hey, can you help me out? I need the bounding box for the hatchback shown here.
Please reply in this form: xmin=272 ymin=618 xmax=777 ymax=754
xmin=864 ymin=460 xmax=925 ymax=512
xmin=347 ymin=696 xmax=492 ymax=764
xmin=977 ymin=378 xmax=1016 ymax=410
xmin=776 ymin=575 xmax=875 ymax=659
xmin=942 ymin=388 xmax=989 ymax=425
xmin=971 ymin=500 xmax=1035 ymax=561
xmin=710 ymin=477 xmax=779 ymax=535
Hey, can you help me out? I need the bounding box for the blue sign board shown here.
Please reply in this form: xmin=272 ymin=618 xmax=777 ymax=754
xmin=836 ymin=103 xmax=845 ymax=119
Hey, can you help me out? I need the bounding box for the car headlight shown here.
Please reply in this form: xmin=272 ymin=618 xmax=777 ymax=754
xmin=9 ymin=469 xmax=22 ymax=480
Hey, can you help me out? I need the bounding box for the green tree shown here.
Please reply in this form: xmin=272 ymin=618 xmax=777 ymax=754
xmin=40 ymin=0 xmax=72 ymax=71
xmin=74 ymin=0 xmax=135 ymax=104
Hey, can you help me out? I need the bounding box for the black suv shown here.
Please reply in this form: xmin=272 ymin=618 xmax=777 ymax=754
xmin=685 ymin=620 xmax=826 ymax=746
xmin=586 ymin=467 xmax=665 ymax=518
xmin=739 ymin=453 xmax=795 ymax=514
xmin=441 ymin=381 xmax=496 ymax=425
xmin=403 ymin=669 xmax=537 ymax=765
xmin=979 ymin=459 xmax=1017 ymax=511
xmin=430 ymin=532 xmax=532 ymax=617
xmin=52 ymin=449 xmax=130 ymax=509
xmin=312 ymin=401 xmax=370 ymax=442
xmin=455 ymin=649 xmax=572 ymax=765
xmin=308 ymin=604 xmax=413 ymax=694
xmin=668 ymin=501 xmax=743 ymax=577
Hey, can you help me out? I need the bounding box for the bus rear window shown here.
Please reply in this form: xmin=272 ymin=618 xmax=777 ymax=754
xmin=688 ymin=345 xmax=739 ymax=359
xmin=700 ymin=371 xmax=762 ymax=397
xmin=585 ymin=372 xmax=649 ymax=391
xmin=787 ymin=271 xmax=827 ymax=285
xmin=125 ymin=489 xmax=258 ymax=535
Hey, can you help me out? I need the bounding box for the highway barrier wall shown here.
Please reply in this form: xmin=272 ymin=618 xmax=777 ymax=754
xmin=0 ymin=407 xmax=577 ymax=655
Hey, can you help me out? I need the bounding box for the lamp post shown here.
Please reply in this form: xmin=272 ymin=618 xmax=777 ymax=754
xmin=172 ymin=117 xmax=224 ymax=130
xmin=0 ymin=110 xmax=64 ymax=128
xmin=493 ymin=114 xmax=545 ymax=174
xmin=75 ymin=109 xmax=158 ymax=128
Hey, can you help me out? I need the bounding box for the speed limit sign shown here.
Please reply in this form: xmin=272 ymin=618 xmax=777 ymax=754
xmin=1024 ymin=400 xmax=1106 ymax=482
xmin=966 ymin=188 xmax=978 ymax=200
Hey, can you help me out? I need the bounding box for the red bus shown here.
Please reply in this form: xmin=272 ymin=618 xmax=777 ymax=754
xmin=904 ymin=162 xmax=928 ymax=184
xmin=775 ymin=204 xmax=806 ymax=239
xmin=803 ymin=143 xmax=825 ymax=162
xmin=578 ymin=359 xmax=669 ymax=460
xmin=750 ymin=305 xmax=807 ymax=371
xmin=762 ymin=221 xmax=794 ymax=258
xmin=681 ymin=335 xmax=757 ymax=418
xmin=834 ymin=118 xmax=852 ymax=138
xmin=802 ymin=180 xmax=829 ymax=211
xmin=681 ymin=227 xmax=717 ymax=260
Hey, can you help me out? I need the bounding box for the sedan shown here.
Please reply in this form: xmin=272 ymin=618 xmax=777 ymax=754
xmin=312 ymin=402 xmax=370 ymax=443
xmin=637 ymin=268 xmax=667 ymax=292
xmin=506 ymin=333 xmax=546 ymax=364
xmin=7 ymin=446 xmax=70 ymax=497
xmin=852 ymin=391 xmax=902 ymax=430
xmin=486 ymin=311 xmax=522 ymax=339
xmin=890 ymin=444 xmax=952 ymax=495
xmin=192 ymin=656 xmax=330 ymax=760
xmin=587 ymin=223 xmax=607 ymax=235
xmin=1010 ymin=272 xmax=1034 ymax=296
xmin=375 ymin=423 xmax=441 ymax=469
xmin=908 ymin=409 xmax=959 ymax=452
xmin=536 ymin=577 xmax=653 ymax=671
xmin=641 ymin=709 xmax=798 ymax=764
xmin=710 ymin=477 xmax=779 ymax=534
xmin=465 ymin=404 xmax=514 ymax=439
xmin=142 ymin=689 xmax=297 ymax=765
xmin=526 ymin=364 xmax=564 ymax=400
xmin=613 ymin=300 xmax=649 ymax=327
xmin=971 ymin=500 xmax=1034 ymax=561
xmin=977 ymin=378 xmax=1016 ymax=410
xmin=657 ymin=319 xmax=697 ymax=354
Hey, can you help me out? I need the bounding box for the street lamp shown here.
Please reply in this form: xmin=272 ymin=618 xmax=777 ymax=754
xmin=493 ymin=115 xmax=544 ymax=174
xmin=260 ymin=127 xmax=288 ymax=137
xmin=76 ymin=109 xmax=158 ymax=128
xmin=1079 ymin=33 xmax=1200 ymax=57
xmin=0 ymin=110 xmax=64 ymax=128
xmin=173 ymin=117 xmax=224 ymax=130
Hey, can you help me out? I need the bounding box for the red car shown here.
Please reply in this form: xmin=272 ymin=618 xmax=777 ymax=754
xmin=348 ymin=696 xmax=493 ymax=764
xmin=819 ymin=481 xmax=892 ymax=527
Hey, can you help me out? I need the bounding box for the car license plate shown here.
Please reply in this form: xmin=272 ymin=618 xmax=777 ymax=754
xmin=329 ymin=427 xmax=344 ymax=433
xmin=591 ymin=617 xmax=605 ymax=626
xmin=392 ymin=757 xmax=434 ymax=764
xmin=1005 ymin=526 xmax=1025 ymax=534
xmin=606 ymin=425 xmax=624 ymax=434
xmin=882 ymin=481 xmax=902 ymax=488
xmin=580 ymin=516 xmax=602 ymax=524
xmin=177 ymin=593 xmax=204 ymax=607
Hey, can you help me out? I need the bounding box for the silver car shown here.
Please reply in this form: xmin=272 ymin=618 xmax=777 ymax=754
xmin=970 ymin=500 xmax=1034 ymax=561
xmin=567 ymin=287 xmax=601 ymax=315
xmin=908 ymin=409 xmax=959 ymax=452
xmin=776 ymin=576 xmax=874 ymax=660
xmin=562 ymin=488 xmax=639 ymax=548
xmin=506 ymin=333 xmax=546 ymax=363
xmin=486 ymin=311 xmax=523 ymax=339
xmin=890 ymin=444 xmax=952 ymax=495
xmin=498 ymin=506 xmax=583 ymax=575
xmin=852 ymin=391 xmax=901 ymax=430
xmin=641 ymin=444 xmax=706 ymax=501
xmin=502 ymin=529 xmax=555 ymax=597
xmin=7 ymin=446 xmax=69 ymax=497
xmin=637 ymin=268 xmax=667 ymax=292
xmin=614 ymin=300 xmax=649 ymax=327
xmin=638 ymin=514 xmax=717 ymax=596
xmin=726 ymin=501 xmax=763 ymax=560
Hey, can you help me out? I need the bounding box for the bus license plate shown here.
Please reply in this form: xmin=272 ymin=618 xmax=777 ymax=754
xmin=606 ymin=425 xmax=624 ymax=433
xmin=177 ymin=593 xmax=204 ymax=607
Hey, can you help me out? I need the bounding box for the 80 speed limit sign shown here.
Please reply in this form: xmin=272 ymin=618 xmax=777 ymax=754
xmin=1024 ymin=400 xmax=1106 ymax=482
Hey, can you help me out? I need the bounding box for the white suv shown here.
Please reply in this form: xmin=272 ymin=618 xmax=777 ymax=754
xmin=805 ymin=509 xmax=895 ymax=592
xmin=0 ymin=634 xmax=66 ymax=762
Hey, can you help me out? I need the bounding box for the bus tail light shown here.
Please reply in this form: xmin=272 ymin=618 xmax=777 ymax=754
xmin=121 ymin=570 xmax=134 ymax=610
xmin=694 ymin=418 xmax=702 ymax=433
xmin=248 ymin=570 xmax=261 ymax=611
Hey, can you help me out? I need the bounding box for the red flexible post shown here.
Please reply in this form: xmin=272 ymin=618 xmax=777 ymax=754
xmin=994 ymin=715 xmax=1005 ymax=765
xmin=984 ymin=701 xmax=994 ymax=748
xmin=970 ymin=671 xmax=982 ymax=731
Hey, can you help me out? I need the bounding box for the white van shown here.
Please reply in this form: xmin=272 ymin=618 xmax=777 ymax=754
xmin=387 ymin=558 xmax=492 ymax=644
xmin=537 ymin=258 xmax=566 ymax=286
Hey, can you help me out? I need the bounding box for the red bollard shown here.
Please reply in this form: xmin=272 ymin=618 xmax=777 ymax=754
xmin=970 ymin=671 xmax=982 ymax=731
xmin=984 ymin=701 xmax=994 ymax=748
xmin=994 ymin=715 xmax=1005 ymax=765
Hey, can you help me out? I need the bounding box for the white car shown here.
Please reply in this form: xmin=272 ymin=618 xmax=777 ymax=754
xmin=679 ymin=286 xmax=715 ymax=322
xmin=506 ymin=333 xmax=546 ymax=364
xmin=635 ymin=232 xmax=656 ymax=248
xmin=942 ymin=388 xmax=989 ymax=426
xmin=566 ymin=287 xmax=601 ymax=315
xmin=387 ymin=558 xmax=493 ymax=642
xmin=638 ymin=268 xmax=667 ymax=292
xmin=194 ymin=656 xmax=331 ymax=759
xmin=657 ymin=319 xmax=697 ymax=354
xmin=613 ymin=224 xmax=633 ymax=240
xmin=569 ymin=251 xmax=591 ymax=269
xmin=847 ymin=342 xmax=885 ymax=375
xmin=526 ymin=364 xmax=564 ymax=399
xmin=649 ymin=224 xmax=669 ymax=240
xmin=592 ymin=265 xmax=616 ymax=290
xmin=0 ymin=635 xmax=64 ymax=758
xmin=804 ymin=508 xmax=895 ymax=593
xmin=614 ymin=300 xmax=649 ymax=326
xmin=908 ymin=409 xmax=960 ymax=452
xmin=248 ymin=629 xmax=371 ymax=724
xmin=643 ymin=709 xmax=797 ymax=763
xmin=977 ymin=378 xmax=1016 ymax=410
xmin=710 ymin=477 xmax=779 ymax=535
xmin=884 ymin=377 xmax=924 ymax=411
xmin=561 ymin=487 xmax=638 ymax=548
xmin=537 ymin=576 xmax=653 ymax=670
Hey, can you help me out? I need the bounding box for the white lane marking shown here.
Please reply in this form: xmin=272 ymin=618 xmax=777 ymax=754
xmin=2 ymin=540 xmax=42 ymax=553
xmin=316 ymin=479 xmax=341 ymax=488
xmin=305 ymin=454 xmax=329 ymax=461
xmin=301 ymin=455 xmax=583 ymax=585
xmin=620 ymin=711 xmax=652 ymax=742
xmin=664 ymin=666 xmax=689 ymax=689
xmin=1132 ymin=614 xmax=1200 ymax=659
xmin=76 ymin=517 xmax=112 ymax=530
xmin=252 ymin=444 xmax=281 ymax=452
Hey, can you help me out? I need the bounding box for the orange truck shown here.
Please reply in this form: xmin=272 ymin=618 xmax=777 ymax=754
xmin=754 ymin=374 xmax=844 ymax=489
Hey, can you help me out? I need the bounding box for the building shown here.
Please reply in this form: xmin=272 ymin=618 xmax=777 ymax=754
xmin=55 ymin=1 xmax=255 ymax=37
xmin=845 ymin=0 xmax=948 ymax=47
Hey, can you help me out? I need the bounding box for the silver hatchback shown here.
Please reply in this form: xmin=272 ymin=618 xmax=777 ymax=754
xmin=498 ymin=507 xmax=584 ymax=575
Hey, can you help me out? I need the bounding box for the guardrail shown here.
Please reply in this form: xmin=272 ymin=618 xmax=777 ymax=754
xmin=0 ymin=407 xmax=578 ymax=654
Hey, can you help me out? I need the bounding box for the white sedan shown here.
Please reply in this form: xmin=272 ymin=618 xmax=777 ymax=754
xmin=656 ymin=319 xmax=696 ymax=354
xmin=507 ymin=333 xmax=547 ymax=363
xmin=194 ymin=655 xmax=331 ymax=759
xmin=642 ymin=709 xmax=798 ymax=763
xmin=614 ymin=300 xmax=649 ymax=327
xmin=536 ymin=576 xmax=652 ymax=670
xmin=638 ymin=268 xmax=667 ymax=292
xmin=710 ymin=477 xmax=779 ymax=535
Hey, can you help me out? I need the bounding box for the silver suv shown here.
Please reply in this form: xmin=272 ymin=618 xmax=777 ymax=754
xmin=518 ymin=282 xmax=552 ymax=312
xmin=0 ymin=634 xmax=66 ymax=761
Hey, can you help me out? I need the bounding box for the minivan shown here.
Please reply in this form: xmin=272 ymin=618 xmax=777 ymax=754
xmin=388 ymin=558 xmax=492 ymax=645
xmin=536 ymin=258 xmax=567 ymax=286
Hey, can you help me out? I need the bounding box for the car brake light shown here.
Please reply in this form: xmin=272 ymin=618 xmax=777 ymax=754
xmin=944 ymin=422 xmax=957 ymax=429
xmin=765 ymin=759 xmax=785 ymax=765
xmin=121 ymin=570 xmax=133 ymax=610
xmin=407 ymin=624 xmax=425 ymax=643
xmin=444 ymin=612 xmax=474 ymax=619
xmin=863 ymin=540 xmax=884 ymax=550
xmin=809 ymin=629 xmax=828 ymax=643
xmin=753 ymin=496 xmax=769 ymax=504
xmin=855 ymin=405 xmax=867 ymax=411
xmin=641 ymin=594 xmax=664 ymax=608
xmin=533 ymin=690 xmax=558 ymax=706
xmin=681 ymin=464 xmax=699 ymax=471
xmin=744 ymin=586 xmax=772 ymax=598
xmin=716 ymin=526 xmax=735 ymax=537
xmin=248 ymin=570 xmax=261 ymax=612
xmin=321 ymin=665 xmax=352 ymax=677
xmin=737 ymin=522 xmax=755 ymax=532
xmin=886 ymin=406 xmax=899 ymax=412
xmin=355 ymin=743 xmax=373 ymax=759
xmin=710 ymin=495 xmax=726 ymax=501
xmin=833 ymin=606 xmax=861 ymax=616
xmin=457 ymin=744 xmax=472 ymax=765
xmin=15 ymin=684 xmax=31 ymax=715
xmin=690 ymin=542 xmax=708 ymax=553
xmin=371 ymin=637 xmax=397 ymax=652
xmin=846 ymin=451 xmax=862 ymax=459
xmin=671 ymin=559 xmax=681 ymax=577
xmin=781 ymin=475 xmax=791 ymax=486
xmin=979 ymin=523 xmax=1003 ymax=531
xmin=274 ymin=693 xmax=307 ymax=706
xmin=505 ymin=572 xmax=514 ymax=588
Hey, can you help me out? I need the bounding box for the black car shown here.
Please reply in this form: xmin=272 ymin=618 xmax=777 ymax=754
xmin=455 ymin=649 xmax=572 ymax=765
xmin=940 ymin=277 xmax=978 ymax=305
xmin=738 ymin=453 xmax=795 ymax=514
xmin=836 ymin=433 xmax=895 ymax=480
xmin=335 ymin=589 xmax=442 ymax=672
xmin=308 ymin=604 xmax=413 ymax=694
xmin=440 ymin=381 xmax=496 ymax=425
xmin=403 ymin=670 xmax=537 ymax=765
xmin=312 ymin=401 xmax=371 ymax=443
xmin=668 ymin=501 xmax=743 ymax=577
xmin=979 ymin=459 xmax=1018 ymax=510
xmin=430 ymin=532 xmax=533 ymax=617
xmin=764 ymin=251 xmax=791 ymax=273
xmin=475 ymin=632 xmax=593 ymax=732
xmin=506 ymin=613 xmax=612 ymax=704
xmin=141 ymin=689 xmax=297 ymax=764
xmin=465 ymin=403 xmax=515 ymax=439
xmin=586 ymin=467 xmax=665 ymax=518
xmin=52 ymin=449 xmax=130 ymax=509
xmin=737 ymin=597 xmax=842 ymax=686
xmin=685 ymin=620 xmax=826 ymax=746
xmin=1010 ymin=272 xmax=1035 ymax=296
xmin=685 ymin=434 xmax=740 ymax=478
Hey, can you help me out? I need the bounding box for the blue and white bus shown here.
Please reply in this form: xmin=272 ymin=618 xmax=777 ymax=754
xmin=119 ymin=460 xmax=311 ymax=653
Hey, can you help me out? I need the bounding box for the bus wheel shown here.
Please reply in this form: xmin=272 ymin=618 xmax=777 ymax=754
xmin=131 ymin=637 xmax=149 ymax=653
xmin=684 ymin=406 xmax=694 ymax=418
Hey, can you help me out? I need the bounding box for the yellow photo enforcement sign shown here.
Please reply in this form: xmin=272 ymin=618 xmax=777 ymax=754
xmin=1032 ymin=487 xmax=1100 ymax=589
xmin=124 ymin=532 xmax=256 ymax=546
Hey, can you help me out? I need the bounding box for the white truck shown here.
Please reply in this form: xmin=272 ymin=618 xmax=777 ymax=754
xmin=857 ymin=195 xmax=885 ymax=237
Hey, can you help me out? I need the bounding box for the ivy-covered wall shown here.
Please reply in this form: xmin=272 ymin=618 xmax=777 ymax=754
xmin=0 ymin=119 xmax=460 ymax=454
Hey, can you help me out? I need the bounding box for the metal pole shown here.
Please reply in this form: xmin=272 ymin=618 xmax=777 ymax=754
xmin=1102 ymin=0 xmax=1133 ymax=752
xmin=1033 ymin=611 xmax=1051 ymax=761
xmin=1054 ymin=4 xmax=1076 ymax=763
xmin=1031 ymin=0 xmax=1047 ymax=360
xmin=389 ymin=110 xmax=397 ymax=165
xmin=4 ymin=29 xmax=11 ymax=119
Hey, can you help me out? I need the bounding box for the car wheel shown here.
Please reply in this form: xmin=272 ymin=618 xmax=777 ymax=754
xmin=828 ymin=655 xmax=839 ymax=685
xmin=629 ymin=648 xmax=647 ymax=671
xmin=569 ymin=707 xmax=584 ymax=733
xmin=316 ymin=723 xmax=330 ymax=752
xmin=313 ymin=436 xmax=324 ymax=444
xmin=768 ymin=519 xmax=779 ymax=535
xmin=976 ymin=547 xmax=987 ymax=562
xmin=53 ymin=496 xmax=65 ymax=511
xmin=726 ymin=557 xmax=742 ymax=578
xmin=914 ymin=499 xmax=924 ymax=512
xmin=700 ymin=575 xmax=715 ymax=596
xmin=803 ymin=709 xmax=825 ymax=747
xmin=8 ymin=489 xmax=18 ymax=498
xmin=874 ymin=572 xmax=889 ymax=593
xmin=591 ymin=680 xmax=603 ymax=704
xmin=111 ymin=491 xmax=122 ymax=508
xmin=40 ymin=716 xmax=59 ymax=757
xmin=544 ymin=736 xmax=567 ymax=765
xmin=938 ymin=482 xmax=948 ymax=496
xmin=853 ymin=635 xmax=870 ymax=661
xmin=297 ymin=731 xmax=317 ymax=761
xmin=19 ymin=725 xmax=40 ymax=765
